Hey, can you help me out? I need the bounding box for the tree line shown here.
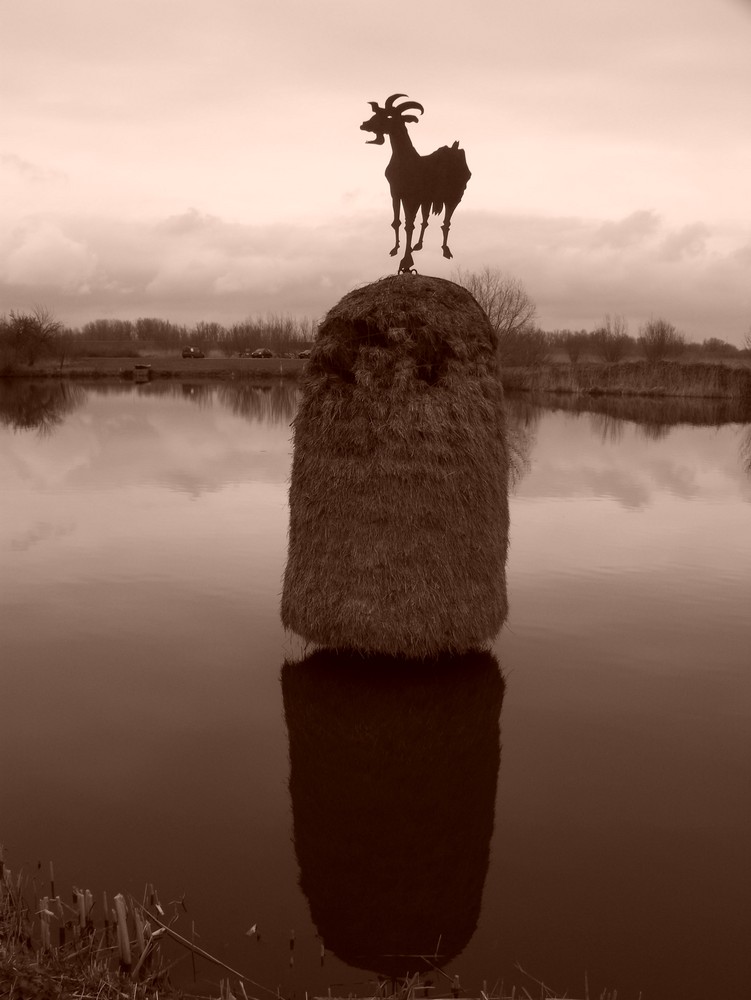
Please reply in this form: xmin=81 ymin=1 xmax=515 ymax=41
xmin=0 ymin=309 xmax=317 ymax=369
xmin=454 ymin=267 xmax=751 ymax=367
xmin=2 ymin=272 xmax=750 ymax=370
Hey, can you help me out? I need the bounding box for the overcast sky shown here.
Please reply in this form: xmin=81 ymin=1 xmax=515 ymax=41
xmin=3 ymin=0 xmax=750 ymax=342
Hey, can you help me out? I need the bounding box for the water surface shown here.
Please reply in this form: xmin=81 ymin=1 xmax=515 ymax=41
xmin=1 ymin=381 xmax=749 ymax=1000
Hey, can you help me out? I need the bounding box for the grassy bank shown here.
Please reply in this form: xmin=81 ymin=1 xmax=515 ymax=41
xmin=500 ymin=359 xmax=751 ymax=400
xmin=0 ymin=852 xmax=274 ymax=1000
xmin=2 ymin=355 xmax=306 ymax=381
xmin=4 ymin=355 xmax=751 ymax=405
xmin=1 ymin=851 xmax=609 ymax=1000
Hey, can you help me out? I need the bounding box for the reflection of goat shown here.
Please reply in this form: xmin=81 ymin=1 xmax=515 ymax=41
xmin=361 ymin=93 xmax=471 ymax=273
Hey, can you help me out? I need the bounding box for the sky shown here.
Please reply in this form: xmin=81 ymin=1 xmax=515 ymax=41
xmin=2 ymin=0 xmax=751 ymax=343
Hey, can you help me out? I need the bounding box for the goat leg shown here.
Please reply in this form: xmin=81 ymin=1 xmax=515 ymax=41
xmin=412 ymin=202 xmax=430 ymax=252
xmin=389 ymin=195 xmax=401 ymax=256
xmin=398 ymin=204 xmax=418 ymax=272
xmin=440 ymin=203 xmax=458 ymax=259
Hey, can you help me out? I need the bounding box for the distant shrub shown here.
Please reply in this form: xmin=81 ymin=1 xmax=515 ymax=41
xmin=453 ymin=267 xmax=545 ymax=365
xmin=591 ymin=315 xmax=633 ymax=362
xmin=81 ymin=319 xmax=136 ymax=341
xmin=502 ymin=327 xmax=551 ymax=367
xmin=700 ymin=338 xmax=739 ymax=358
xmin=558 ymin=330 xmax=588 ymax=363
xmin=639 ymin=318 xmax=685 ymax=362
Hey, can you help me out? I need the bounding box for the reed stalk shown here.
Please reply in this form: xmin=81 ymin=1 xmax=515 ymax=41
xmin=113 ymin=892 xmax=131 ymax=969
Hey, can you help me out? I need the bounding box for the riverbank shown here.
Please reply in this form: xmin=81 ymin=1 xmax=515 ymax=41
xmin=2 ymin=355 xmax=306 ymax=381
xmin=4 ymin=355 xmax=751 ymax=403
xmin=501 ymin=359 xmax=751 ymax=400
xmin=0 ymin=854 xmax=266 ymax=1000
xmin=2 ymin=856 xmax=574 ymax=1000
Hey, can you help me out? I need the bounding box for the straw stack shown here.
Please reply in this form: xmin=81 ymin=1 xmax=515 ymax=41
xmin=281 ymin=274 xmax=509 ymax=657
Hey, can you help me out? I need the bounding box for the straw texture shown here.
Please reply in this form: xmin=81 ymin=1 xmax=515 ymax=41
xmin=281 ymin=273 xmax=509 ymax=656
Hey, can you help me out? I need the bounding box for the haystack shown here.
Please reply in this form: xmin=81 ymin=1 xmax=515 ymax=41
xmin=282 ymin=649 xmax=504 ymax=978
xmin=281 ymin=274 xmax=509 ymax=657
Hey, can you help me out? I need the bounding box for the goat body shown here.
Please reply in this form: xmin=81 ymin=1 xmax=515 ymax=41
xmin=361 ymin=94 xmax=471 ymax=273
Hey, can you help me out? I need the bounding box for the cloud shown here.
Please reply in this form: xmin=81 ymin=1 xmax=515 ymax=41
xmin=1 ymin=153 xmax=66 ymax=183
xmin=0 ymin=207 xmax=748 ymax=343
xmin=594 ymin=211 xmax=662 ymax=249
xmin=2 ymin=221 xmax=98 ymax=292
xmin=659 ymin=223 xmax=711 ymax=261
xmin=156 ymin=208 xmax=223 ymax=237
xmin=10 ymin=520 xmax=76 ymax=551
xmin=459 ymin=208 xmax=750 ymax=340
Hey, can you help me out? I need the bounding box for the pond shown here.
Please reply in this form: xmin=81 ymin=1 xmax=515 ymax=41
xmin=1 ymin=380 xmax=749 ymax=1000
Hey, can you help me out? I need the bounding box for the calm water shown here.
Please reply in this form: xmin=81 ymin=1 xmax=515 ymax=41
xmin=1 ymin=380 xmax=749 ymax=1000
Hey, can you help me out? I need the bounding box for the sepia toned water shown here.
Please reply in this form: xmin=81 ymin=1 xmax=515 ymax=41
xmin=1 ymin=380 xmax=749 ymax=1000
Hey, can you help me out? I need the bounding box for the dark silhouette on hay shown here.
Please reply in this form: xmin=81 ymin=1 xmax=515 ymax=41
xmin=281 ymin=275 xmax=509 ymax=657
xmin=361 ymin=94 xmax=471 ymax=273
xmin=282 ymin=649 xmax=504 ymax=980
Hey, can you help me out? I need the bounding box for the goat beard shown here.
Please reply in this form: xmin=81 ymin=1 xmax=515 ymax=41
xmin=366 ymin=132 xmax=385 ymax=145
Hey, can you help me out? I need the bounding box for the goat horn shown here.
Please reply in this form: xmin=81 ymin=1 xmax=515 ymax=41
xmin=394 ymin=100 xmax=424 ymax=117
xmin=384 ymin=93 xmax=409 ymax=110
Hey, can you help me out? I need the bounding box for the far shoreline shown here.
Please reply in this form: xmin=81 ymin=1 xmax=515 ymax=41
xmin=2 ymin=355 xmax=751 ymax=404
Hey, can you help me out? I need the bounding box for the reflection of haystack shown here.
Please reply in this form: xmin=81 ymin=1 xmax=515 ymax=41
xmin=281 ymin=275 xmax=509 ymax=657
xmin=282 ymin=650 xmax=504 ymax=979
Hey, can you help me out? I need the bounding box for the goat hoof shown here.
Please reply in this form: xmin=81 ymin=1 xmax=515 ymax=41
xmin=389 ymin=248 xmax=398 ymax=257
xmin=442 ymin=247 xmax=453 ymax=260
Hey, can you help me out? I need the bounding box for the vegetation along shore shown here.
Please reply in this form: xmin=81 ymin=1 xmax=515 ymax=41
xmin=2 ymin=267 xmax=750 ymax=401
xmin=2 ymin=353 xmax=750 ymax=408
xmin=1 ymin=847 xmax=621 ymax=1000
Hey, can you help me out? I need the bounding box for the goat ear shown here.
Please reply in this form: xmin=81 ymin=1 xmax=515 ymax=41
xmin=368 ymin=101 xmax=381 ymax=112
xmin=402 ymin=115 xmax=419 ymax=124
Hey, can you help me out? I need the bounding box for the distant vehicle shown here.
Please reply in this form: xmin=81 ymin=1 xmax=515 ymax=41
xmin=238 ymin=350 xmax=253 ymax=358
xmin=182 ymin=347 xmax=205 ymax=358
xmin=297 ymin=349 xmax=312 ymax=359
xmin=250 ymin=348 xmax=274 ymax=358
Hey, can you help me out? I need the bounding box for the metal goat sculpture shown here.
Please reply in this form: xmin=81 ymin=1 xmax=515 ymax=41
xmin=361 ymin=94 xmax=471 ymax=274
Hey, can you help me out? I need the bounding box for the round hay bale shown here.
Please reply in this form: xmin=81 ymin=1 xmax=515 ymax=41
xmin=281 ymin=273 xmax=509 ymax=657
xmin=282 ymin=649 xmax=505 ymax=978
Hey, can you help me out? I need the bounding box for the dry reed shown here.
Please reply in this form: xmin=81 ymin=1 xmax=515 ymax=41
xmin=0 ymin=849 xmax=270 ymax=1000
xmin=501 ymin=360 xmax=751 ymax=402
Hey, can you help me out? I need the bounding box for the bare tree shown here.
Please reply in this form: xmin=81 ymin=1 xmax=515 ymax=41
xmin=454 ymin=267 xmax=544 ymax=365
xmin=4 ymin=306 xmax=63 ymax=365
xmin=455 ymin=267 xmax=536 ymax=336
xmin=639 ymin=318 xmax=685 ymax=362
xmin=52 ymin=328 xmax=80 ymax=371
xmin=743 ymin=326 xmax=751 ymax=354
xmin=591 ymin=314 xmax=632 ymax=363
xmin=557 ymin=330 xmax=587 ymax=364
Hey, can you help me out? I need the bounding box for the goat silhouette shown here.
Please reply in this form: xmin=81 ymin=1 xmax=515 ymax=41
xmin=361 ymin=93 xmax=471 ymax=274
